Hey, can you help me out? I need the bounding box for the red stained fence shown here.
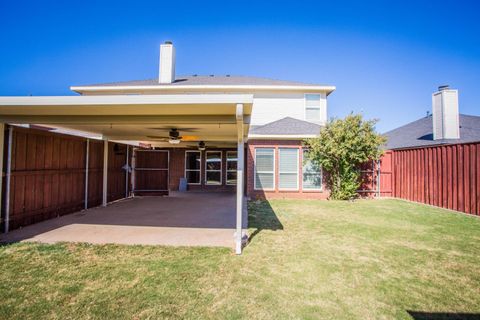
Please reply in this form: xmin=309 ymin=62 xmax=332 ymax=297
xmin=362 ymin=143 xmax=480 ymax=216
xmin=1 ymin=126 xmax=131 ymax=231
xmin=390 ymin=143 xmax=480 ymax=216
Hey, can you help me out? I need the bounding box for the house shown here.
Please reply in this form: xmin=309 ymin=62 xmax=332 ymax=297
xmin=375 ymin=86 xmax=480 ymax=216
xmin=385 ymin=86 xmax=480 ymax=150
xmin=0 ymin=42 xmax=335 ymax=253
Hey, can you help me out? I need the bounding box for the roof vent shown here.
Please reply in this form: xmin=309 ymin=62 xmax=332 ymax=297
xmin=438 ymin=85 xmax=450 ymax=91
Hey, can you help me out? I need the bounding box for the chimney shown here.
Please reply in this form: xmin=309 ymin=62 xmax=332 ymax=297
xmin=159 ymin=41 xmax=175 ymax=84
xmin=432 ymin=85 xmax=460 ymax=140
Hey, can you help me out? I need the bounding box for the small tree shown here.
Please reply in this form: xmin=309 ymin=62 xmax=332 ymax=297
xmin=304 ymin=113 xmax=386 ymax=200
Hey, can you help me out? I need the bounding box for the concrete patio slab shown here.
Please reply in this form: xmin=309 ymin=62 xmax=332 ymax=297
xmin=1 ymin=192 xmax=247 ymax=248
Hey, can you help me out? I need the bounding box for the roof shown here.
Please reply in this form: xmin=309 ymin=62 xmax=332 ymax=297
xmin=75 ymin=75 xmax=325 ymax=87
xmin=70 ymin=75 xmax=336 ymax=95
xmin=384 ymin=114 xmax=480 ymax=150
xmin=249 ymin=117 xmax=322 ymax=137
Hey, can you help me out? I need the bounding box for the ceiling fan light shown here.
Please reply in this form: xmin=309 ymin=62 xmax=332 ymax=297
xmin=169 ymin=138 xmax=181 ymax=144
xmin=198 ymin=146 xmax=206 ymax=151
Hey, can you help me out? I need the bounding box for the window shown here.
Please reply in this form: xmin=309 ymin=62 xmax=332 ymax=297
xmin=305 ymin=94 xmax=321 ymax=122
xmin=205 ymin=151 xmax=222 ymax=185
xmin=226 ymin=151 xmax=237 ymax=185
xmin=254 ymin=148 xmax=275 ymax=190
xmin=302 ymin=149 xmax=322 ymax=190
xmin=185 ymin=151 xmax=201 ymax=184
xmin=279 ymin=148 xmax=299 ymax=190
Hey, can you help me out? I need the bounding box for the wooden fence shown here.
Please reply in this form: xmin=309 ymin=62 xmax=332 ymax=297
xmin=390 ymin=142 xmax=479 ymax=216
xmin=1 ymin=126 xmax=131 ymax=230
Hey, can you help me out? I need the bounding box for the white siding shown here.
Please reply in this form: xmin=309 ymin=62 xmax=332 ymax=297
xmin=250 ymin=93 xmax=327 ymax=126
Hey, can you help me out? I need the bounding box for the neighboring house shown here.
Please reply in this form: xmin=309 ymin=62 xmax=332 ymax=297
xmin=374 ymin=86 xmax=480 ymax=216
xmin=0 ymin=41 xmax=335 ymax=253
xmin=385 ymin=86 xmax=480 ymax=150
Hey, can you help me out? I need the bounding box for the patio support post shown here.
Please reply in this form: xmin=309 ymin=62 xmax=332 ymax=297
xmin=125 ymin=145 xmax=129 ymax=198
xmin=102 ymin=137 xmax=108 ymax=207
xmin=235 ymin=103 xmax=244 ymax=254
xmin=3 ymin=125 xmax=13 ymax=233
xmin=84 ymin=139 xmax=89 ymax=209
xmin=0 ymin=124 xmax=4 ymax=230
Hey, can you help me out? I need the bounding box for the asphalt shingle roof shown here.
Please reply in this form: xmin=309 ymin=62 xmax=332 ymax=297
xmin=384 ymin=114 xmax=480 ymax=150
xmin=76 ymin=75 xmax=324 ymax=87
xmin=250 ymin=117 xmax=322 ymax=136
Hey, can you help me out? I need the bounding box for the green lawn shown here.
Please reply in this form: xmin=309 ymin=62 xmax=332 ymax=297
xmin=1 ymin=199 xmax=480 ymax=319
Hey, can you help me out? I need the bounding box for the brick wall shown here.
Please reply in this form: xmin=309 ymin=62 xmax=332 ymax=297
xmin=246 ymin=140 xmax=329 ymax=200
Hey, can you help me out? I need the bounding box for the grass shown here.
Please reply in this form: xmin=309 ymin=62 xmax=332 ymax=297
xmin=1 ymin=199 xmax=480 ymax=319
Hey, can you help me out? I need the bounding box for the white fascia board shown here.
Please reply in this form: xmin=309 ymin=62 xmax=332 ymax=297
xmin=70 ymin=85 xmax=336 ymax=94
xmin=0 ymin=94 xmax=254 ymax=106
xmin=248 ymin=134 xmax=319 ymax=139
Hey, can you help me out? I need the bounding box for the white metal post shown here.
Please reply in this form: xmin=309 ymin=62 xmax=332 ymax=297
xmin=0 ymin=124 xmax=4 ymax=230
xmin=102 ymin=137 xmax=108 ymax=207
xmin=84 ymin=139 xmax=89 ymax=209
xmin=125 ymin=145 xmax=129 ymax=198
xmin=4 ymin=126 xmax=13 ymax=233
xmin=235 ymin=103 xmax=244 ymax=254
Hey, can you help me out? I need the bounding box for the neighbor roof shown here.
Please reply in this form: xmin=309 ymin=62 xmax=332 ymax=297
xmin=249 ymin=117 xmax=322 ymax=137
xmin=75 ymin=75 xmax=325 ymax=87
xmin=384 ymin=114 xmax=480 ymax=150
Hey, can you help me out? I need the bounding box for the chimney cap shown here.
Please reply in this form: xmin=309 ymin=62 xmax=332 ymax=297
xmin=438 ymin=85 xmax=450 ymax=91
xmin=164 ymin=40 xmax=173 ymax=45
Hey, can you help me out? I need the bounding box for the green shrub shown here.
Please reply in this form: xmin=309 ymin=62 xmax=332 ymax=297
xmin=304 ymin=114 xmax=386 ymax=200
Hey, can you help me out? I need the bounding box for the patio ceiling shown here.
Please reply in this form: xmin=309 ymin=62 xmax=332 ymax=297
xmin=0 ymin=94 xmax=252 ymax=146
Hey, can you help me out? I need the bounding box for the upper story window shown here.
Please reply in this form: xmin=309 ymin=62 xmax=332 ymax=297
xmin=305 ymin=94 xmax=321 ymax=122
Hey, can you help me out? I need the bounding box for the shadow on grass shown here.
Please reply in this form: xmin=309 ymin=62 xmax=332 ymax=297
xmin=407 ymin=311 xmax=480 ymax=320
xmin=247 ymin=200 xmax=283 ymax=243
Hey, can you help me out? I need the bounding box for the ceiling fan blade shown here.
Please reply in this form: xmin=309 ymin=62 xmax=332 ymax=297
xmin=181 ymin=135 xmax=200 ymax=141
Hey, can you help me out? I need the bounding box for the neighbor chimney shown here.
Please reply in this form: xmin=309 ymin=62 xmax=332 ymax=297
xmin=432 ymin=85 xmax=460 ymax=140
xmin=159 ymin=41 xmax=175 ymax=84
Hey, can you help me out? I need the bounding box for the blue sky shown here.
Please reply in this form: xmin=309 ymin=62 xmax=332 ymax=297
xmin=1 ymin=0 xmax=479 ymax=132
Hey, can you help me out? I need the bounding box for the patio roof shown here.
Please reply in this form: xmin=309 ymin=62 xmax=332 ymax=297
xmin=0 ymin=94 xmax=253 ymax=147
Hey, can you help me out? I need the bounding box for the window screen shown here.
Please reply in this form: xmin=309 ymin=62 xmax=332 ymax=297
xmin=302 ymin=149 xmax=322 ymax=190
xmin=305 ymin=94 xmax=321 ymax=122
xmin=254 ymin=148 xmax=274 ymax=190
xmin=279 ymin=148 xmax=299 ymax=189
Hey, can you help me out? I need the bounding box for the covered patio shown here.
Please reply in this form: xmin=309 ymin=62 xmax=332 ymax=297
xmin=0 ymin=192 xmax=247 ymax=248
xmin=0 ymin=94 xmax=252 ymax=253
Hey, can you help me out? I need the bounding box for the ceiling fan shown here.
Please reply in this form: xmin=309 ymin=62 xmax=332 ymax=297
xmin=187 ymin=141 xmax=218 ymax=151
xmin=146 ymin=128 xmax=199 ymax=144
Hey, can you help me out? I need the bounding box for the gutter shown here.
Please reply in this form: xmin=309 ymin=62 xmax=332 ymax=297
xmin=70 ymin=84 xmax=336 ymax=95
